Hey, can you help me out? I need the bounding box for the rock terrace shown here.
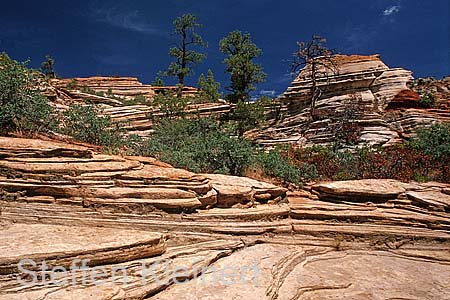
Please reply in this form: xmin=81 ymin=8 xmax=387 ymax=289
xmin=1 ymin=136 xmax=449 ymax=299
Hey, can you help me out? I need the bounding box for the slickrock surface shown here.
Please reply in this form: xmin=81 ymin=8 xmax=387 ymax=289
xmin=1 ymin=136 xmax=450 ymax=299
xmin=253 ymin=54 xmax=450 ymax=146
xmin=0 ymin=224 xmax=165 ymax=275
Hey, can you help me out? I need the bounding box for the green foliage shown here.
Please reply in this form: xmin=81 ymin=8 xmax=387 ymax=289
xmin=197 ymin=69 xmax=221 ymax=102
xmin=409 ymin=124 xmax=450 ymax=160
xmin=104 ymin=89 xmax=125 ymax=101
xmin=67 ymin=79 xmax=78 ymax=89
xmin=152 ymin=92 xmax=188 ymax=119
xmin=40 ymin=55 xmax=56 ymax=79
xmin=138 ymin=118 xmax=254 ymax=175
xmin=226 ymin=100 xmax=266 ymax=136
xmin=151 ymin=77 xmax=165 ymax=86
xmin=419 ymin=92 xmax=435 ymax=108
xmin=59 ymin=104 xmax=124 ymax=150
xmin=81 ymin=86 xmax=96 ymax=94
xmin=134 ymin=94 xmax=146 ymax=103
xmin=256 ymin=150 xmax=303 ymax=184
xmin=161 ymin=14 xmax=207 ymax=85
xmin=123 ymin=94 xmax=147 ymax=106
xmin=220 ymin=30 xmax=266 ymax=102
xmin=0 ymin=53 xmax=53 ymax=134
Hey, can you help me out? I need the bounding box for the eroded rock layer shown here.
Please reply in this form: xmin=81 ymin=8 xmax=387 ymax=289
xmin=45 ymin=77 xmax=231 ymax=138
xmin=253 ymin=54 xmax=450 ymax=147
xmin=1 ymin=136 xmax=449 ymax=299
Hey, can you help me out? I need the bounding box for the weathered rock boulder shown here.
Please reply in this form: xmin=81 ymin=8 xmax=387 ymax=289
xmin=253 ymin=54 xmax=450 ymax=147
xmin=0 ymin=136 xmax=286 ymax=212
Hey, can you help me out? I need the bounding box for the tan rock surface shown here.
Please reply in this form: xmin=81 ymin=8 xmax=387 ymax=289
xmin=0 ymin=223 xmax=165 ymax=275
xmin=1 ymin=136 xmax=450 ymax=299
xmin=312 ymin=179 xmax=407 ymax=201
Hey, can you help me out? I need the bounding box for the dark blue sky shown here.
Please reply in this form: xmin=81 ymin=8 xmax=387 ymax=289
xmin=1 ymin=0 xmax=449 ymax=96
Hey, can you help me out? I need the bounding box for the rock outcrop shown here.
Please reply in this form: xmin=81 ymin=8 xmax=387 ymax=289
xmin=0 ymin=136 xmax=286 ymax=212
xmin=1 ymin=136 xmax=450 ymax=299
xmin=45 ymin=76 xmax=231 ymax=138
xmin=253 ymin=54 xmax=450 ymax=147
xmin=50 ymin=77 xmax=198 ymax=102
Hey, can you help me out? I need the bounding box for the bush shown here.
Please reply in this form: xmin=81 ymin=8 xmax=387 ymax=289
xmin=152 ymin=92 xmax=188 ymax=119
xmin=40 ymin=55 xmax=56 ymax=79
xmin=138 ymin=118 xmax=255 ymax=175
xmin=67 ymin=79 xmax=78 ymax=89
xmin=225 ymin=100 xmax=266 ymax=136
xmin=290 ymin=139 xmax=449 ymax=183
xmin=409 ymin=123 xmax=450 ymax=160
xmin=419 ymin=93 xmax=435 ymax=108
xmin=256 ymin=150 xmax=303 ymax=184
xmin=197 ymin=69 xmax=222 ymax=102
xmin=0 ymin=53 xmax=53 ymax=135
xmin=123 ymin=94 xmax=147 ymax=106
xmin=59 ymin=104 xmax=124 ymax=150
xmin=151 ymin=77 xmax=165 ymax=86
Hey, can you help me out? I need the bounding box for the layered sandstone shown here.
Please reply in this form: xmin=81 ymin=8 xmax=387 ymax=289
xmin=45 ymin=77 xmax=230 ymax=138
xmin=51 ymin=77 xmax=198 ymax=101
xmin=253 ymin=54 xmax=450 ymax=147
xmin=1 ymin=136 xmax=450 ymax=299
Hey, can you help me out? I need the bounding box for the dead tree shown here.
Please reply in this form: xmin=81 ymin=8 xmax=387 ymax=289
xmin=291 ymin=35 xmax=338 ymax=119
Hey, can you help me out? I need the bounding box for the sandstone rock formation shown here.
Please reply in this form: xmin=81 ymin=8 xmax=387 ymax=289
xmin=51 ymin=77 xmax=198 ymax=102
xmin=45 ymin=76 xmax=231 ymax=138
xmin=253 ymin=54 xmax=450 ymax=147
xmin=1 ymin=136 xmax=449 ymax=299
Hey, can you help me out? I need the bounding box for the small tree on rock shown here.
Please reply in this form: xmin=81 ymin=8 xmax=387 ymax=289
xmin=162 ymin=14 xmax=207 ymax=94
xmin=220 ymin=30 xmax=266 ymax=103
xmin=40 ymin=55 xmax=56 ymax=79
xmin=151 ymin=76 xmax=165 ymax=86
xmin=197 ymin=69 xmax=221 ymax=102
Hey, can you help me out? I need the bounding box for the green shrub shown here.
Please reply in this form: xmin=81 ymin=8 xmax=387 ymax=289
xmin=409 ymin=124 xmax=450 ymax=160
xmin=134 ymin=94 xmax=146 ymax=103
xmin=138 ymin=118 xmax=254 ymax=175
xmin=151 ymin=77 xmax=165 ymax=86
xmin=80 ymin=86 xmax=97 ymax=95
xmin=67 ymin=79 xmax=78 ymax=89
xmin=256 ymin=150 xmax=302 ymax=184
xmin=0 ymin=53 xmax=53 ymax=135
xmin=197 ymin=69 xmax=222 ymax=102
xmin=152 ymin=92 xmax=188 ymax=119
xmin=225 ymin=100 xmax=266 ymax=136
xmin=123 ymin=94 xmax=147 ymax=106
xmin=40 ymin=55 xmax=56 ymax=79
xmin=290 ymin=139 xmax=449 ymax=183
xmin=59 ymin=104 xmax=124 ymax=150
xmin=419 ymin=93 xmax=435 ymax=108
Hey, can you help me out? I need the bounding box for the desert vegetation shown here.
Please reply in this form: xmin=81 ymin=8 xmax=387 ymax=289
xmin=0 ymin=12 xmax=448 ymax=186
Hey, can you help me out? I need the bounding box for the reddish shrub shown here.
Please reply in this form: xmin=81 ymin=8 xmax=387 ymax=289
xmin=289 ymin=144 xmax=449 ymax=183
